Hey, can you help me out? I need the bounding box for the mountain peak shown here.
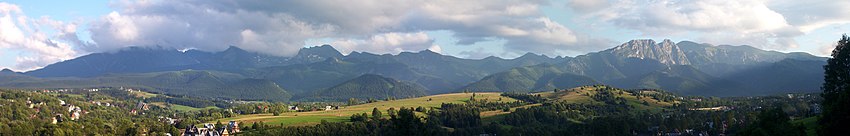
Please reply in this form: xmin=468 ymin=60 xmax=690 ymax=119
xmin=297 ymin=45 xmax=342 ymax=56
xmin=517 ymin=52 xmax=541 ymax=59
xmin=420 ymin=49 xmax=440 ymax=55
xmin=222 ymin=46 xmax=249 ymax=54
xmin=609 ymin=39 xmax=691 ymax=65
xmin=660 ymin=39 xmax=675 ymax=46
xmin=0 ymin=68 xmax=16 ymax=74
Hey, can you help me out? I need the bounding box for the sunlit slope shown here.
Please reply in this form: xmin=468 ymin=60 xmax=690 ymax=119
xmin=213 ymin=92 xmax=517 ymax=126
xmin=537 ymin=85 xmax=678 ymax=111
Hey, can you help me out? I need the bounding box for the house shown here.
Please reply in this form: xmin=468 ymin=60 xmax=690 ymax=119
xmin=228 ymin=121 xmax=240 ymax=133
xmin=52 ymin=114 xmax=63 ymax=124
xmin=218 ymin=128 xmax=230 ymax=136
xmin=136 ymin=101 xmax=150 ymax=111
xmin=288 ymin=106 xmax=300 ymax=111
xmin=181 ymin=122 xmax=239 ymax=136
xmin=159 ymin=116 xmax=177 ymax=125
xmin=182 ymin=124 xmax=219 ymax=136
xmin=64 ymin=105 xmax=82 ymax=120
xmin=70 ymin=111 xmax=80 ymax=120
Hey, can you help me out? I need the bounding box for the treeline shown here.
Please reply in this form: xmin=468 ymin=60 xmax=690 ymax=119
xmin=145 ymin=95 xmax=221 ymax=108
xmin=500 ymin=93 xmax=545 ymax=103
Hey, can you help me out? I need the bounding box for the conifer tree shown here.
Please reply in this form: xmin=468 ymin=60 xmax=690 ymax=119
xmin=820 ymin=34 xmax=850 ymax=135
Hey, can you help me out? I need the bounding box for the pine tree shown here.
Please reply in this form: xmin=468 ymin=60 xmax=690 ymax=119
xmin=821 ymin=34 xmax=850 ymax=135
xmin=371 ymin=108 xmax=382 ymax=121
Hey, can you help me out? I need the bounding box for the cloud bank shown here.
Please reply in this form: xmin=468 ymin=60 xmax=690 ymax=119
xmin=85 ymin=0 xmax=594 ymax=57
xmin=0 ymin=3 xmax=78 ymax=71
xmin=567 ymin=0 xmax=850 ymax=51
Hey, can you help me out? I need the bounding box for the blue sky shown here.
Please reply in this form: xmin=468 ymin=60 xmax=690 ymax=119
xmin=1 ymin=0 xmax=849 ymax=71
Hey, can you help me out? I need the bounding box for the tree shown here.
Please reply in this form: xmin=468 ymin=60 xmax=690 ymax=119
xmin=392 ymin=107 xmax=422 ymax=135
xmin=215 ymin=121 xmax=224 ymax=130
xmin=821 ymin=34 xmax=850 ymax=135
xmin=350 ymin=113 xmax=367 ymax=122
xmin=348 ymin=98 xmax=359 ymax=106
xmin=738 ymin=107 xmax=805 ymax=136
xmin=387 ymin=108 xmax=397 ymax=119
xmin=371 ymin=108 xmax=382 ymax=121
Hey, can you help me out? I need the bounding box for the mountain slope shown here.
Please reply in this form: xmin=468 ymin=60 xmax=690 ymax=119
xmin=23 ymin=45 xmax=563 ymax=96
xmin=14 ymin=39 xmax=828 ymax=98
xmin=300 ymin=74 xmax=428 ymax=101
xmin=0 ymin=70 xmax=292 ymax=101
xmin=459 ymin=64 xmax=600 ymax=92
xmin=462 ymin=39 xmax=826 ymax=96
xmin=24 ymin=45 xmax=345 ymax=78
xmin=723 ymin=59 xmax=825 ymax=95
xmin=606 ymin=65 xmax=746 ymax=96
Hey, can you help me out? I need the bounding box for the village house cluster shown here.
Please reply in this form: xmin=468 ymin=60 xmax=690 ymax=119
xmin=181 ymin=121 xmax=241 ymax=136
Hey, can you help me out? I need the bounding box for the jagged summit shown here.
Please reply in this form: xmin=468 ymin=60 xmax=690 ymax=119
xmin=294 ymin=45 xmax=344 ymax=63
xmin=297 ymin=45 xmax=343 ymax=57
xmin=607 ymin=39 xmax=690 ymax=65
xmin=600 ymin=39 xmax=824 ymax=66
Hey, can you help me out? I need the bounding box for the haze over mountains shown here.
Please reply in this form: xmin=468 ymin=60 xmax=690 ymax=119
xmin=0 ymin=39 xmax=827 ymax=101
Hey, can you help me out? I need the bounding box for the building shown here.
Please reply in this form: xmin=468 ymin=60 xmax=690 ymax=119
xmin=181 ymin=122 xmax=240 ymax=136
xmin=288 ymin=106 xmax=300 ymax=111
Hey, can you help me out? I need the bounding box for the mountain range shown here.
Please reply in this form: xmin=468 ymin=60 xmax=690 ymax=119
xmin=0 ymin=39 xmax=827 ymax=101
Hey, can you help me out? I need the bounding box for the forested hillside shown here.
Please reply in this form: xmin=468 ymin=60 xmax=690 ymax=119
xmin=299 ymin=74 xmax=428 ymax=101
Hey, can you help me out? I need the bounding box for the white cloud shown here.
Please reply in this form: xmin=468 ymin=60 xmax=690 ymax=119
xmin=87 ymin=1 xmax=339 ymax=56
xmin=331 ymin=32 xmax=438 ymax=55
xmin=81 ymin=0 xmax=594 ymax=58
xmin=767 ymin=0 xmax=850 ymax=33
xmin=819 ymin=42 xmax=837 ymax=56
xmin=0 ymin=2 xmax=77 ymax=71
xmin=604 ymin=0 xmax=795 ymax=35
xmin=569 ymin=0 xmax=846 ymax=50
xmin=566 ymin=0 xmax=611 ymax=13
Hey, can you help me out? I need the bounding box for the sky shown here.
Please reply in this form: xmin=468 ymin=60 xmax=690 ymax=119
xmin=1 ymin=0 xmax=849 ymax=72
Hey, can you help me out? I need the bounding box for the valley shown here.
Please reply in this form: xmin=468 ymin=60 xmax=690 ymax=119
xmin=0 ymin=39 xmax=835 ymax=135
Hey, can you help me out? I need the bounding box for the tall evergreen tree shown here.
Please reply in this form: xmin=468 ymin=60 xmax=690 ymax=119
xmin=371 ymin=108 xmax=382 ymax=121
xmin=821 ymin=34 xmax=850 ymax=135
xmin=738 ymin=107 xmax=805 ymax=136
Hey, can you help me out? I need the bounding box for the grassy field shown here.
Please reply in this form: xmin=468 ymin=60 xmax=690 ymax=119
xmin=212 ymin=92 xmax=518 ymax=126
xmin=129 ymin=91 xmax=158 ymax=98
xmin=171 ymin=104 xmax=219 ymax=112
xmin=792 ymin=116 xmax=818 ymax=136
xmin=537 ymin=86 xmax=675 ymax=112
